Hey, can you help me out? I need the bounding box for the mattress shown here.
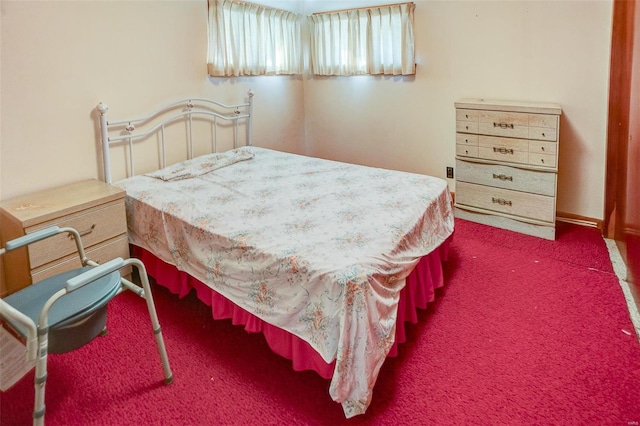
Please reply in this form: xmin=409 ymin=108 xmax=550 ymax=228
xmin=115 ymin=146 xmax=454 ymax=417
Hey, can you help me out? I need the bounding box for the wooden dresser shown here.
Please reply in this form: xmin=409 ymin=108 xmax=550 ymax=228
xmin=454 ymin=99 xmax=562 ymax=240
xmin=0 ymin=179 xmax=129 ymax=296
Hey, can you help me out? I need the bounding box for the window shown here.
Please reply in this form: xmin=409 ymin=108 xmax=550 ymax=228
xmin=308 ymin=3 xmax=415 ymax=76
xmin=207 ymin=1 xmax=415 ymax=77
xmin=207 ymin=0 xmax=303 ymax=76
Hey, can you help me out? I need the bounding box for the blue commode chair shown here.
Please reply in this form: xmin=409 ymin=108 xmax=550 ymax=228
xmin=0 ymin=226 xmax=173 ymax=425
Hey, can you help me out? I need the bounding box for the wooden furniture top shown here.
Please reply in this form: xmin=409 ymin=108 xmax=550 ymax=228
xmin=455 ymin=98 xmax=562 ymax=115
xmin=1 ymin=180 xmax=125 ymax=228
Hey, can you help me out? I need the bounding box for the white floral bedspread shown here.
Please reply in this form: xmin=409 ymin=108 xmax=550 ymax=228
xmin=115 ymin=147 xmax=454 ymax=417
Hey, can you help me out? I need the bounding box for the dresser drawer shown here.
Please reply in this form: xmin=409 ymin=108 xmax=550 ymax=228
xmin=473 ymin=111 xmax=559 ymax=141
xmin=456 ymin=109 xmax=480 ymax=121
xmin=479 ymin=135 xmax=529 ymax=151
xmin=478 ymin=147 xmax=529 ymax=164
xmin=478 ymin=135 xmax=529 ymax=164
xmin=26 ymin=201 xmax=127 ymax=269
xmin=31 ymin=235 xmax=130 ymax=283
xmin=456 ymin=121 xmax=478 ymax=134
xmin=529 ymin=126 xmax=557 ymax=141
xmin=478 ymin=110 xmax=529 ymax=139
xmin=456 ymin=144 xmax=479 ymax=157
xmin=456 ymin=181 xmax=555 ymax=222
xmin=528 ymin=113 xmax=558 ymax=128
xmin=529 ymin=140 xmax=557 ymax=155
xmin=456 ymin=159 xmax=556 ymax=196
xmin=529 ymin=152 xmax=557 ymax=168
xmin=456 ymin=133 xmax=478 ymax=145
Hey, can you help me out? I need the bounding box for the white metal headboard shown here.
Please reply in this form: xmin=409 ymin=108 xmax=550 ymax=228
xmin=97 ymin=90 xmax=254 ymax=184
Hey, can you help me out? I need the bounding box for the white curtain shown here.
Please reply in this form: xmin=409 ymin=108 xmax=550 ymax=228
xmin=308 ymin=3 xmax=415 ymax=76
xmin=207 ymin=0 xmax=303 ymax=77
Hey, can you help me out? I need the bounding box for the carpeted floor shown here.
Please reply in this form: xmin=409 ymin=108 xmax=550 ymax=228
xmin=2 ymin=219 xmax=639 ymax=425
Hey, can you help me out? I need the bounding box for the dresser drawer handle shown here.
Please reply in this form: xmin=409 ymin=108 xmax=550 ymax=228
xmin=493 ymin=147 xmax=514 ymax=155
xmin=492 ymin=197 xmax=512 ymax=206
xmin=493 ymin=122 xmax=514 ymax=129
xmin=68 ymin=224 xmax=96 ymax=239
xmin=492 ymin=173 xmax=513 ymax=181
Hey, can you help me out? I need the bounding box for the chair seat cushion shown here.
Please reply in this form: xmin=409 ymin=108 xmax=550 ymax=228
xmin=4 ymin=267 xmax=121 ymax=342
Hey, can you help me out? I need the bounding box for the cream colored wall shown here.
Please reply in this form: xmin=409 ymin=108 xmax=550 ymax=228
xmin=1 ymin=0 xmax=613 ymax=222
xmin=303 ymin=0 xmax=613 ymax=221
xmin=0 ymin=0 xmax=305 ymax=200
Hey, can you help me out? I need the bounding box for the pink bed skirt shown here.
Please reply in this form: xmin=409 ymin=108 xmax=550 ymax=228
xmin=132 ymin=236 xmax=451 ymax=380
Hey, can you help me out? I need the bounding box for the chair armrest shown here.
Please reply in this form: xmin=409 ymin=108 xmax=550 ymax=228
xmin=65 ymin=258 xmax=125 ymax=292
xmin=5 ymin=226 xmax=60 ymax=251
xmin=0 ymin=299 xmax=38 ymax=361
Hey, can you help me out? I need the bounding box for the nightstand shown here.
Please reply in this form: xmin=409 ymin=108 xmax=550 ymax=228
xmin=0 ymin=179 xmax=129 ymax=296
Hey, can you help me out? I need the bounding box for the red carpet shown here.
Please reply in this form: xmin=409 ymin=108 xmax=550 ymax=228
xmin=2 ymin=219 xmax=639 ymax=425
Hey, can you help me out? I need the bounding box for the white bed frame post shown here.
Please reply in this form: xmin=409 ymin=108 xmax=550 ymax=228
xmin=247 ymin=89 xmax=254 ymax=147
xmin=97 ymin=103 xmax=112 ymax=184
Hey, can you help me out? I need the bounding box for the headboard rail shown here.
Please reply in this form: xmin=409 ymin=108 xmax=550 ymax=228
xmin=97 ymin=90 xmax=254 ymax=184
xmin=106 ymin=97 xmax=251 ymax=127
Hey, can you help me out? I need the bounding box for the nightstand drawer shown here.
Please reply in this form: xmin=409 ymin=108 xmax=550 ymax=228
xmin=32 ymin=235 xmax=130 ymax=283
xmin=456 ymin=181 xmax=555 ymax=223
xmin=27 ymin=201 xmax=127 ymax=269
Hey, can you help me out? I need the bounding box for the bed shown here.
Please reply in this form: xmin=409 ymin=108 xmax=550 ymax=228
xmin=96 ymin=91 xmax=454 ymax=418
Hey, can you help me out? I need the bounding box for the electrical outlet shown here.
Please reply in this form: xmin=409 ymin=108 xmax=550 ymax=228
xmin=446 ymin=166 xmax=454 ymax=179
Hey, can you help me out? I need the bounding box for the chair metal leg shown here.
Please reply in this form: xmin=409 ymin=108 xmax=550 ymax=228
xmin=127 ymin=259 xmax=173 ymax=385
xmin=33 ymin=331 xmax=49 ymax=426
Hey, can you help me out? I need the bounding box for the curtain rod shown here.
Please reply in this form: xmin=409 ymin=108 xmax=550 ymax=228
xmin=311 ymin=2 xmax=414 ymax=16
xmin=230 ymin=0 xmax=298 ymax=15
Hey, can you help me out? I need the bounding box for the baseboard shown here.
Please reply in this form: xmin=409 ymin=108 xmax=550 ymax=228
xmin=623 ymin=225 xmax=640 ymax=238
xmin=556 ymin=212 xmax=603 ymax=231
